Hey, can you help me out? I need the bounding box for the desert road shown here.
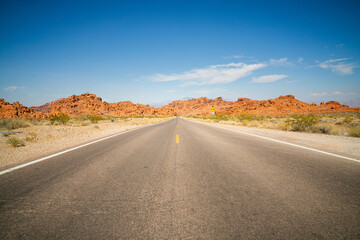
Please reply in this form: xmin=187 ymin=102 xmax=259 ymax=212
xmin=1 ymin=117 xmax=359 ymax=239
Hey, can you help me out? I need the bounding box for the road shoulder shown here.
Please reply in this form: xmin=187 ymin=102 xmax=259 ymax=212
xmin=186 ymin=118 xmax=360 ymax=159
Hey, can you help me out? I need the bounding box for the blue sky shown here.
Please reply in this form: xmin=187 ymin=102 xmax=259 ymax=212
xmin=1 ymin=0 xmax=359 ymax=107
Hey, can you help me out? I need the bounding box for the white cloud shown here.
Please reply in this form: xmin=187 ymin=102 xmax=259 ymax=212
xmin=224 ymin=55 xmax=255 ymax=60
xmin=270 ymin=57 xmax=289 ymax=65
xmin=316 ymin=58 xmax=357 ymax=75
xmin=311 ymin=92 xmax=328 ymax=96
xmin=227 ymin=55 xmax=244 ymax=59
xmin=3 ymin=86 xmax=26 ymax=92
xmin=151 ymin=62 xmax=266 ymax=85
xmin=298 ymin=57 xmax=304 ymax=63
xmin=332 ymin=91 xmax=343 ymax=95
xmin=252 ymin=74 xmax=288 ymax=83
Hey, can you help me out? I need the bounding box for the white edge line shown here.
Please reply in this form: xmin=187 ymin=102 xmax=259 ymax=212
xmin=0 ymin=119 xmax=172 ymax=176
xmin=184 ymin=118 xmax=360 ymax=163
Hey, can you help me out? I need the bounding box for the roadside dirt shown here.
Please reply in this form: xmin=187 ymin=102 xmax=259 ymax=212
xmin=190 ymin=119 xmax=360 ymax=159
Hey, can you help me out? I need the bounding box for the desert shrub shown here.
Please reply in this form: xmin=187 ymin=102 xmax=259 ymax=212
xmin=25 ymin=132 xmax=37 ymax=142
xmin=80 ymin=121 xmax=90 ymax=126
xmin=313 ymin=124 xmax=332 ymax=134
xmin=0 ymin=118 xmax=30 ymax=130
xmin=7 ymin=137 xmax=25 ymax=147
xmin=49 ymin=113 xmax=70 ymax=125
xmin=342 ymin=116 xmax=353 ymax=125
xmin=241 ymin=120 xmax=249 ymax=126
xmin=86 ymin=115 xmax=104 ymax=123
xmin=236 ymin=114 xmax=264 ymax=122
xmin=94 ymin=125 xmax=99 ymax=129
xmin=277 ymin=122 xmax=288 ymax=130
xmin=285 ymin=114 xmax=318 ymax=132
xmin=348 ymin=127 xmax=360 ymax=137
xmin=28 ymin=118 xmax=43 ymax=125
xmin=213 ymin=115 xmax=229 ymax=122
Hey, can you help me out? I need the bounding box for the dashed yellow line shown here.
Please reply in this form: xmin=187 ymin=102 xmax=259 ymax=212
xmin=177 ymin=125 xmax=179 ymax=127
xmin=176 ymin=134 xmax=179 ymax=143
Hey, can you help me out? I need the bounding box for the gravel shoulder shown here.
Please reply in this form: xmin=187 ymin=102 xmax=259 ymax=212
xmin=0 ymin=118 xmax=171 ymax=170
xmin=188 ymin=118 xmax=360 ymax=159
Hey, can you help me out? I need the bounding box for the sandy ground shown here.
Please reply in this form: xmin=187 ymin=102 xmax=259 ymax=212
xmin=188 ymin=118 xmax=360 ymax=159
xmin=0 ymin=118 xmax=172 ymax=170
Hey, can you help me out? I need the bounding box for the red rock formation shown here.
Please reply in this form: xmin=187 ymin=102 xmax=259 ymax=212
xmin=30 ymin=98 xmax=64 ymax=113
xmin=2 ymin=93 xmax=359 ymax=119
xmin=219 ymin=95 xmax=359 ymax=115
xmin=46 ymin=93 xmax=168 ymax=117
xmin=159 ymin=97 xmax=233 ymax=116
xmin=0 ymin=99 xmax=46 ymax=119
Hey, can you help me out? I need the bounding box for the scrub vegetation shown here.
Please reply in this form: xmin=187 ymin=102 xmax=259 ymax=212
xmin=187 ymin=112 xmax=360 ymax=138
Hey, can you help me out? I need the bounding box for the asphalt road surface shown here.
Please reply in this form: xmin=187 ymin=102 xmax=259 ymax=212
xmin=1 ymin=117 xmax=359 ymax=239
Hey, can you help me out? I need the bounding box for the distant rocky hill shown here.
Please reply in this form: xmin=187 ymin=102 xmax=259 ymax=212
xmin=159 ymin=95 xmax=358 ymax=116
xmin=0 ymin=99 xmax=45 ymax=119
xmin=30 ymin=98 xmax=64 ymax=113
xmin=1 ymin=93 xmax=359 ymax=119
xmin=32 ymin=93 xmax=175 ymax=117
xmin=159 ymin=97 xmax=233 ymax=116
xmin=218 ymin=95 xmax=357 ymax=115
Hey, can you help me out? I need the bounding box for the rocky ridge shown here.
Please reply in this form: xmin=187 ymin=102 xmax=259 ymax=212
xmin=0 ymin=99 xmax=45 ymax=119
xmin=218 ymin=95 xmax=357 ymax=115
xmin=1 ymin=93 xmax=359 ymax=119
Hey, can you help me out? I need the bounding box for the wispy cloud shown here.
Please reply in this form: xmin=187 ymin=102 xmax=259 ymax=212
xmin=151 ymin=62 xmax=266 ymax=85
xmin=224 ymin=55 xmax=255 ymax=60
xmin=315 ymin=58 xmax=357 ymax=75
xmin=3 ymin=86 xmax=26 ymax=92
xmin=311 ymin=91 xmax=353 ymax=97
xmin=311 ymin=92 xmax=328 ymax=96
xmin=269 ymin=57 xmax=291 ymax=66
xmin=298 ymin=57 xmax=304 ymax=63
xmin=252 ymin=74 xmax=288 ymax=83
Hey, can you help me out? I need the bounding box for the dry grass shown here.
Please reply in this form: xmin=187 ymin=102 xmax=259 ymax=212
xmin=187 ymin=112 xmax=360 ymax=137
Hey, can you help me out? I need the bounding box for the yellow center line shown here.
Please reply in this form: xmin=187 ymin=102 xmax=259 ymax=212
xmin=176 ymin=134 xmax=179 ymax=143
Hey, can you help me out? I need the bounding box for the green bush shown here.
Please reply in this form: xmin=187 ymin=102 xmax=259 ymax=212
xmin=0 ymin=118 xmax=30 ymax=130
xmin=7 ymin=137 xmax=25 ymax=147
xmin=285 ymin=114 xmax=318 ymax=132
xmin=86 ymin=115 xmax=104 ymax=123
xmin=49 ymin=113 xmax=70 ymax=125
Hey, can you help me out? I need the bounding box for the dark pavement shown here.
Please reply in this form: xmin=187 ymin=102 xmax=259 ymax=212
xmin=1 ymin=117 xmax=359 ymax=239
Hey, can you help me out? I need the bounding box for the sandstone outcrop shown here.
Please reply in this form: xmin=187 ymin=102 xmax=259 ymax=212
xmin=0 ymin=99 xmax=46 ymax=119
xmin=45 ymin=93 xmax=169 ymax=117
xmin=218 ymin=95 xmax=358 ymax=115
xmin=159 ymin=97 xmax=233 ymax=116
xmin=31 ymin=98 xmax=64 ymax=113
xmin=1 ymin=93 xmax=359 ymax=119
